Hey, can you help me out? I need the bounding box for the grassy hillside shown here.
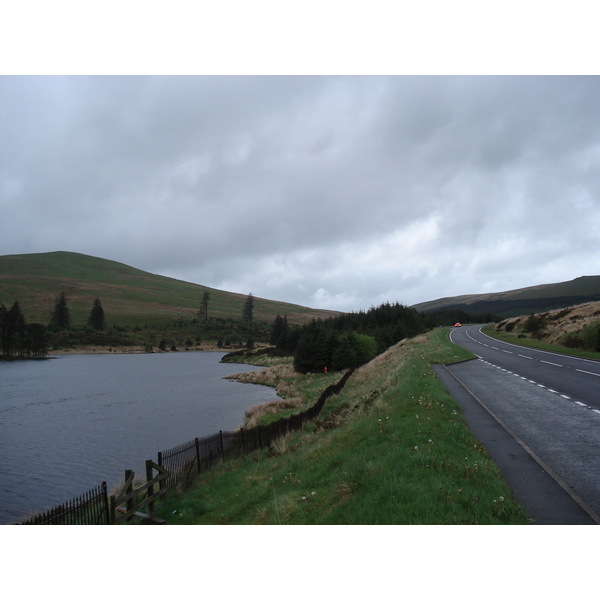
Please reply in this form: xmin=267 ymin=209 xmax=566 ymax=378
xmin=413 ymin=276 xmax=600 ymax=318
xmin=150 ymin=328 xmax=530 ymax=525
xmin=0 ymin=251 xmax=339 ymax=328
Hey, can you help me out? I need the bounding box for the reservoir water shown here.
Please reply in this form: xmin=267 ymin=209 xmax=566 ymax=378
xmin=0 ymin=351 xmax=277 ymax=524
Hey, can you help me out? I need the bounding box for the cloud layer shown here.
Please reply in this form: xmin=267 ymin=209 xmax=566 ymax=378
xmin=2 ymin=76 xmax=599 ymax=311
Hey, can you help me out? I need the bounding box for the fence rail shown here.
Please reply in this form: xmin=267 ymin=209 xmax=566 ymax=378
xmin=18 ymin=368 xmax=354 ymax=525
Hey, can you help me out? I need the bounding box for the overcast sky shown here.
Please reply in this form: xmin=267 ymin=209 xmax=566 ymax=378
xmin=2 ymin=75 xmax=599 ymax=311
xmin=2 ymin=0 xmax=600 ymax=314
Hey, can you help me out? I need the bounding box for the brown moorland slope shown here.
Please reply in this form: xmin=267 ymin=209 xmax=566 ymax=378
xmin=494 ymin=301 xmax=600 ymax=351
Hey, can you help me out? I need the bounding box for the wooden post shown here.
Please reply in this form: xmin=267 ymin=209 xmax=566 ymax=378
xmin=146 ymin=460 xmax=155 ymax=516
xmin=219 ymin=431 xmax=224 ymax=456
xmin=195 ymin=438 xmax=201 ymax=474
xmin=157 ymin=452 xmax=166 ymax=491
xmin=109 ymin=494 xmax=116 ymax=525
xmin=240 ymin=428 xmax=246 ymax=453
xmin=125 ymin=469 xmax=134 ymax=521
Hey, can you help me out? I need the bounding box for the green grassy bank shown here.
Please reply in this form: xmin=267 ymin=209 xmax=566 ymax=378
xmin=151 ymin=328 xmax=530 ymax=525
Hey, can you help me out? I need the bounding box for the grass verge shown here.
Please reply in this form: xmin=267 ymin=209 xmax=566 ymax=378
xmin=152 ymin=328 xmax=531 ymax=524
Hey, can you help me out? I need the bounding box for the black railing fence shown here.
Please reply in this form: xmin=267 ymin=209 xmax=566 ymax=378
xmin=18 ymin=368 xmax=354 ymax=525
xmin=20 ymin=482 xmax=110 ymax=525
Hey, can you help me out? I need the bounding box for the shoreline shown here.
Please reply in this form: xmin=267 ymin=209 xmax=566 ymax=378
xmin=48 ymin=343 xmax=235 ymax=355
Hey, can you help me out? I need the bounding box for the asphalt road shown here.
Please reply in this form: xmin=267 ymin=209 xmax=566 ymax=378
xmin=450 ymin=325 xmax=600 ymax=410
xmin=437 ymin=325 xmax=600 ymax=524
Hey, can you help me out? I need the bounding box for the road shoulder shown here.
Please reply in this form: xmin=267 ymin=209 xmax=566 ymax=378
xmin=433 ymin=360 xmax=598 ymax=525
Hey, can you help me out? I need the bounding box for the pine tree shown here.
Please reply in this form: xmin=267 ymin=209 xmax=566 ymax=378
xmin=270 ymin=314 xmax=290 ymax=346
xmin=27 ymin=323 xmax=47 ymax=357
xmin=49 ymin=292 xmax=71 ymax=330
xmin=242 ymin=293 xmax=254 ymax=327
xmin=198 ymin=291 xmax=210 ymax=321
xmin=88 ymin=297 xmax=105 ymax=331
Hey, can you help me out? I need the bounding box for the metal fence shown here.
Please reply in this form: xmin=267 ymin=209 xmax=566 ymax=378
xmin=20 ymin=482 xmax=110 ymax=525
xmin=18 ymin=368 xmax=354 ymax=524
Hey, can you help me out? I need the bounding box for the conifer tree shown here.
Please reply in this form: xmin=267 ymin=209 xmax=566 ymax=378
xmin=198 ymin=291 xmax=210 ymax=321
xmin=270 ymin=314 xmax=290 ymax=346
xmin=242 ymin=293 xmax=254 ymax=327
xmin=88 ymin=297 xmax=105 ymax=331
xmin=49 ymin=292 xmax=71 ymax=330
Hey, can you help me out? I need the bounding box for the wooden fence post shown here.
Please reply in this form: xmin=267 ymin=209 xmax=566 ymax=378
xmin=146 ymin=460 xmax=155 ymax=516
xmin=195 ymin=438 xmax=201 ymax=474
xmin=219 ymin=430 xmax=224 ymax=456
xmin=125 ymin=469 xmax=134 ymax=520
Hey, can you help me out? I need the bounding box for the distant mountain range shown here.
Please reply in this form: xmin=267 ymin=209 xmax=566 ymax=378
xmin=0 ymin=251 xmax=340 ymax=327
xmin=412 ymin=276 xmax=600 ymax=318
xmin=2 ymin=251 xmax=597 ymax=326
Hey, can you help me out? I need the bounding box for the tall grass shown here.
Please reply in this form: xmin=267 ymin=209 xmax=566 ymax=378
xmin=153 ymin=329 xmax=531 ymax=524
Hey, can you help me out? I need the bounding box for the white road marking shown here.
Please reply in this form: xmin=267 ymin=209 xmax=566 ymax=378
xmin=561 ymin=394 xmax=571 ymax=399
xmin=576 ymin=369 xmax=600 ymax=377
xmin=575 ymin=401 xmax=587 ymax=407
xmin=518 ymin=354 xmax=533 ymax=359
xmin=502 ymin=350 xmax=513 ymax=354
xmin=541 ymin=360 xmax=563 ymax=367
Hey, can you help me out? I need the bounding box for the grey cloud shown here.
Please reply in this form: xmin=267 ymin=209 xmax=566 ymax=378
xmin=2 ymin=75 xmax=599 ymax=311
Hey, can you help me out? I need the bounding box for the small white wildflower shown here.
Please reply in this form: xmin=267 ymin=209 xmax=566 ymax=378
xmin=414 ymin=446 xmax=419 ymax=451
xmin=428 ymin=439 xmax=433 ymax=443
xmin=499 ymin=496 xmax=504 ymax=502
xmin=301 ymin=496 xmax=307 ymax=501
xmin=311 ymin=491 xmax=316 ymax=496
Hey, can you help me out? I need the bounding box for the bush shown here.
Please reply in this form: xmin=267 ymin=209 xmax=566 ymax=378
xmin=524 ymin=313 xmax=543 ymax=333
xmin=561 ymin=332 xmax=584 ymax=349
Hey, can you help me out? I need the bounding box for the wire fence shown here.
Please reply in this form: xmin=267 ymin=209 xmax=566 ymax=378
xmin=18 ymin=368 xmax=354 ymax=525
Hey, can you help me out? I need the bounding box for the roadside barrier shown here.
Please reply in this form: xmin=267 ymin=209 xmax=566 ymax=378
xmin=18 ymin=367 xmax=354 ymax=525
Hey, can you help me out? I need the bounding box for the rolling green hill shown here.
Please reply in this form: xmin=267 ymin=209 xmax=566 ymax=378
xmin=0 ymin=251 xmax=340 ymax=328
xmin=412 ymin=276 xmax=600 ymax=318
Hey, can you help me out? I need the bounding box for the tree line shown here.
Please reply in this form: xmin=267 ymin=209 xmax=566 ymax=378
xmin=266 ymin=302 xmax=502 ymax=374
xmin=1 ymin=293 xmax=106 ymax=359
xmin=268 ymin=302 xmax=429 ymax=374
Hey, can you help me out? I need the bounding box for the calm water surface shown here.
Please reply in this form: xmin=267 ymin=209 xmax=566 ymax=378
xmin=0 ymin=351 xmax=277 ymax=524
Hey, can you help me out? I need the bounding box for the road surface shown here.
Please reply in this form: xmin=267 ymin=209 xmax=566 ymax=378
xmin=436 ymin=325 xmax=600 ymax=524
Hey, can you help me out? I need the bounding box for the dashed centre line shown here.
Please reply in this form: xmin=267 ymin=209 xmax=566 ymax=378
xmin=576 ymin=369 xmax=600 ymax=377
xmin=541 ymin=360 xmax=563 ymax=367
xmin=477 ymin=359 xmax=588 ymax=411
xmin=518 ymin=354 xmax=533 ymax=359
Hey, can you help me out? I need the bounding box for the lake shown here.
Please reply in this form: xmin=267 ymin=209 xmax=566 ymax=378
xmin=0 ymin=351 xmax=277 ymax=524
